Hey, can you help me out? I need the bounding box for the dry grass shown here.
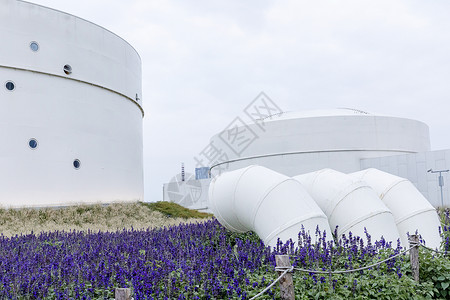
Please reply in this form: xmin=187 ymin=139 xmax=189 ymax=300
xmin=0 ymin=202 xmax=212 ymax=237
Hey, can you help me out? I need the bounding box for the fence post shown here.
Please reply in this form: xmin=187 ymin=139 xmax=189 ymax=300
xmin=275 ymin=255 xmax=295 ymax=300
xmin=115 ymin=288 xmax=132 ymax=300
xmin=409 ymin=234 xmax=419 ymax=282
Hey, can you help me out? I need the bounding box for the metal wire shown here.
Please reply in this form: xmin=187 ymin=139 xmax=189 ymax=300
xmin=419 ymin=243 xmax=450 ymax=255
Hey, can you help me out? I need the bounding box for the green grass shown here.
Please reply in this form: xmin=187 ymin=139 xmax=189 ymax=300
xmin=139 ymin=201 xmax=213 ymax=219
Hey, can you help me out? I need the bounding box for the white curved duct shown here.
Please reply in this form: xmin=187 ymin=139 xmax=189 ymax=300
xmin=351 ymin=169 xmax=441 ymax=249
xmin=208 ymin=165 xmax=331 ymax=247
xmin=294 ymin=169 xmax=401 ymax=244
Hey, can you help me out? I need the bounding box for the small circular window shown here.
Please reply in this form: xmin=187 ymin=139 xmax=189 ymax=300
xmin=30 ymin=41 xmax=39 ymax=52
xmin=5 ymin=81 xmax=15 ymax=91
xmin=63 ymin=64 xmax=72 ymax=75
xmin=28 ymin=138 xmax=38 ymax=149
xmin=73 ymin=159 xmax=81 ymax=169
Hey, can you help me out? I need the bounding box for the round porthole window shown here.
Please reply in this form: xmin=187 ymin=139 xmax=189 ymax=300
xmin=63 ymin=64 xmax=72 ymax=75
xmin=5 ymin=81 xmax=15 ymax=91
xmin=28 ymin=138 xmax=38 ymax=149
xmin=73 ymin=159 xmax=81 ymax=169
xmin=30 ymin=41 xmax=39 ymax=52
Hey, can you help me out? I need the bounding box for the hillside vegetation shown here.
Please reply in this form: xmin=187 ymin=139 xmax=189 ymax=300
xmin=0 ymin=201 xmax=212 ymax=237
xmin=1 ymin=204 xmax=450 ymax=298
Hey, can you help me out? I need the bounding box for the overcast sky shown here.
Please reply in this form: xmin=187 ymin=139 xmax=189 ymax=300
xmin=27 ymin=0 xmax=450 ymax=202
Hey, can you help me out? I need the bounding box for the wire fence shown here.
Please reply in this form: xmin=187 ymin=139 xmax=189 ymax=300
xmin=249 ymin=235 xmax=448 ymax=300
xmin=288 ymin=245 xmax=413 ymax=275
xmin=114 ymin=235 xmax=449 ymax=300
xmin=419 ymin=243 xmax=450 ymax=255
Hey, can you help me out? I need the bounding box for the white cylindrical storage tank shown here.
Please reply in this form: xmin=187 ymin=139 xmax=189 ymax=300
xmin=210 ymin=109 xmax=430 ymax=178
xmin=351 ymin=169 xmax=441 ymax=249
xmin=294 ymin=169 xmax=401 ymax=244
xmin=0 ymin=0 xmax=143 ymax=207
xmin=208 ymin=165 xmax=332 ymax=247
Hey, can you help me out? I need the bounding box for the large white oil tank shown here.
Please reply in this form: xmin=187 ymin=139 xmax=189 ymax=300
xmin=210 ymin=109 xmax=430 ymax=178
xmin=0 ymin=0 xmax=143 ymax=207
xmin=294 ymin=169 xmax=401 ymax=243
xmin=208 ymin=165 xmax=332 ymax=247
xmin=351 ymin=169 xmax=442 ymax=249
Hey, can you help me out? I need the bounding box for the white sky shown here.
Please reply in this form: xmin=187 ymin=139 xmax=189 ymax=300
xmin=26 ymin=0 xmax=450 ymax=202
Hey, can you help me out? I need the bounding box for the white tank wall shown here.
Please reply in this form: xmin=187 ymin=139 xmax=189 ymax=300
xmin=0 ymin=0 xmax=143 ymax=207
xmin=210 ymin=110 xmax=430 ymax=177
xmin=211 ymin=150 xmax=415 ymax=178
xmin=0 ymin=0 xmax=142 ymax=103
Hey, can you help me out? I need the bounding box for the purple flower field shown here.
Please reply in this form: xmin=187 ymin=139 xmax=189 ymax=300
xmin=1 ymin=214 xmax=449 ymax=299
xmin=0 ymin=220 xmax=271 ymax=299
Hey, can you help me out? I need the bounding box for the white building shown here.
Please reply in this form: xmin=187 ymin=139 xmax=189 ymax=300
xmin=209 ymin=109 xmax=430 ymax=176
xmin=164 ymin=108 xmax=450 ymax=209
xmin=0 ymin=0 xmax=143 ymax=207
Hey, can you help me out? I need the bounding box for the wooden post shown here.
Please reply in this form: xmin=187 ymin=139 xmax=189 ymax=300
xmin=409 ymin=234 xmax=420 ymax=282
xmin=115 ymin=288 xmax=132 ymax=300
xmin=275 ymin=255 xmax=295 ymax=300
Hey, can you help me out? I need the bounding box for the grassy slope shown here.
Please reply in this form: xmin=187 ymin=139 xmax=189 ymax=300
xmin=0 ymin=201 xmax=213 ymax=237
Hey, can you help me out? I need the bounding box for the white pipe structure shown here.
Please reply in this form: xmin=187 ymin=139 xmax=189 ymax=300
xmin=294 ymin=169 xmax=401 ymax=244
xmin=351 ymin=168 xmax=442 ymax=249
xmin=208 ymin=165 xmax=332 ymax=247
